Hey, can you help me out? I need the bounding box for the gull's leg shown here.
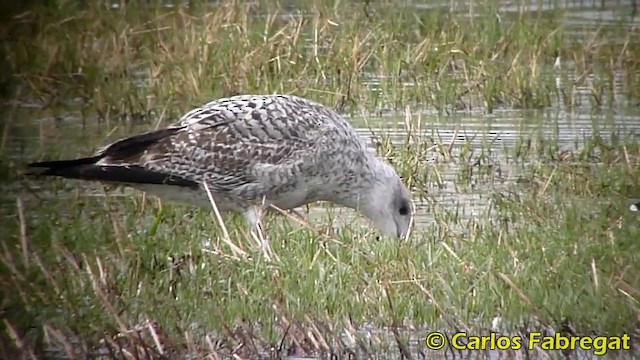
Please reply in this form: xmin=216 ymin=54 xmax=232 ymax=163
xmin=242 ymin=206 xmax=260 ymax=231
xmin=242 ymin=205 xmax=277 ymax=261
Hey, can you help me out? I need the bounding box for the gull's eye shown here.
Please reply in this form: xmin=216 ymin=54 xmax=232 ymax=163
xmin=399 ymin=205 xmax=409 ymax=216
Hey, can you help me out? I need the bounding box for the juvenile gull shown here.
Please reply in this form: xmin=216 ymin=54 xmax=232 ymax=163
xmin=26 ymin=94 xmax=412 ymax=239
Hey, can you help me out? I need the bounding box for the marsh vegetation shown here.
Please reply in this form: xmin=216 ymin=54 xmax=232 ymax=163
xmin=1 ymin=0 xmax=640 ymax=358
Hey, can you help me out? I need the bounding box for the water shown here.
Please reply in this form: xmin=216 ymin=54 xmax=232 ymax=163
xmin=3 ymin=1 xmax=640 ymax=359
xmin=8 ymin=103 xmax=637 ymax=234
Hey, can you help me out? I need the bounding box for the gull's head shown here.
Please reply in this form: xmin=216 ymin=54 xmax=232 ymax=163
xmin=359 ymin=160 xmax=412 ymax=239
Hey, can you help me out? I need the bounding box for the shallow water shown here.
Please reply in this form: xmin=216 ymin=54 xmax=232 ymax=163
xmin=3 ymin=1 xmax=640 ymax=359
xmin=7 ymin=103 xmax=638 ymax=233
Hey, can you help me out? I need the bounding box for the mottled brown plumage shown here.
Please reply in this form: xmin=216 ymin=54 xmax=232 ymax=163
xmin=26 ymin=94 xmax=412 ymax=238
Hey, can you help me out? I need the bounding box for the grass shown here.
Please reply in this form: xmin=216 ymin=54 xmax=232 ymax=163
xmin=2 ymin=0 xmax=640 ymax=358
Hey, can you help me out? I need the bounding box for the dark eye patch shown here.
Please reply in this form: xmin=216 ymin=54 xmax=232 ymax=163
xmin=399 ymin=203 xmax=410 ymax=216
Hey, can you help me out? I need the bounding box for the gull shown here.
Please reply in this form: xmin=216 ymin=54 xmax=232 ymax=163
xmin=26 ymin=94 xmax=412 ymax=249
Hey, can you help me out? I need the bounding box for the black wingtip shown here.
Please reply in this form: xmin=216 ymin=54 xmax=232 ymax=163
xmin=25 ymin=156 xmax=103 ymax=177
xmin=25 ymin=157 xmax=199 ymax=190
